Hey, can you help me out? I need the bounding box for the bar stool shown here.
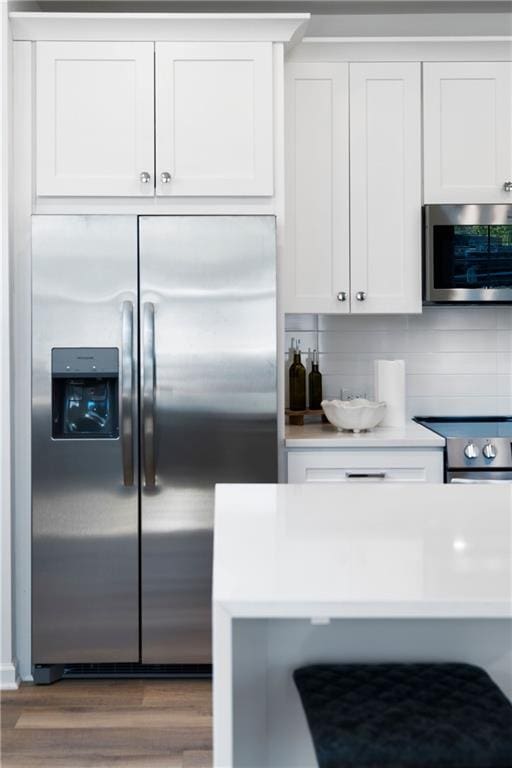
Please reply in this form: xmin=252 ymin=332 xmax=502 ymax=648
xmin=294 ymin=663 xmax=512 ymax=767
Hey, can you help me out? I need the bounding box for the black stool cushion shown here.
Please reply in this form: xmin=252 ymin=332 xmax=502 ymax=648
xmin=293 ymin=663 xmax=512 ymax=768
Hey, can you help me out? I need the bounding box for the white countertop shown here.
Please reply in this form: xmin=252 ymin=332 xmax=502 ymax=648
xmin=285 ymin=420 xmax=445 ymax=448
xmin=213 ymin=483 xmax=512 ymax=619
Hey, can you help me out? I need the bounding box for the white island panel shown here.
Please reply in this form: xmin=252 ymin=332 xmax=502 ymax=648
xmin=213 ymin=484 xmax=512 ymax=768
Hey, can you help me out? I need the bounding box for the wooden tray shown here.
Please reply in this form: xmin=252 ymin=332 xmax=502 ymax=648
xmin=285 ymin=408 xmax=328 ymax=426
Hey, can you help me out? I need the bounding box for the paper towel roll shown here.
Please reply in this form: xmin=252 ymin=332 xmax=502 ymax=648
xmin=374 ymin=359 xmax=406 ymax=427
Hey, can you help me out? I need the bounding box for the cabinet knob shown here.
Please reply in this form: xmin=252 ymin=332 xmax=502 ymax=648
xmin=140 ymin=171 xmax=151 ymax=184
xmin=160 ymin=172 xmax=172 ymax=184
xmin=336 ymin=291 xmax=347 ymax=302
xmin=356 ymin=291 xmax=366 ymax=302
xmin=503 ymin=181 xmax=512 ymax=192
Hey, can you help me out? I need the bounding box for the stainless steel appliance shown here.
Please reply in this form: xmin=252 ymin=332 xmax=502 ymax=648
xmin=424 ymin=205 xmax=512 ymax=303
xmin=32 ymin=215 xmax=277 ymax=681
xmin=414 ymin=417 xmax=512 ymax=483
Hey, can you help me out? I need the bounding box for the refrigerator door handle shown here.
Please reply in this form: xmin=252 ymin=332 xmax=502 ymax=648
xmin=121 ymin=300 xmax=135 ymax=487
xmin=142 ymin=301 xmax=156 ymax=488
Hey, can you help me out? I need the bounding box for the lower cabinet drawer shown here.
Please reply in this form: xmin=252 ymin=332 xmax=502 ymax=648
xmin=287 ymin=450 xmax=444 ymax=484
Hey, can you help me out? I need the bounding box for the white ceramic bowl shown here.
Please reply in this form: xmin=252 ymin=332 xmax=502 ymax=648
xmin=321 ymin=398 xmax=387 ymax=433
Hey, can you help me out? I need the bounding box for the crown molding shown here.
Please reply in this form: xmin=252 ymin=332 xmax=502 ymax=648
xmin=288 ymin=34 xmax=512 ymax=60
xmin=9 ymin=11 xmax=310 ymax=45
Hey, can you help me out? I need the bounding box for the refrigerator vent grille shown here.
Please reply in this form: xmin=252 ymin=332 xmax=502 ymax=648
xmin=62 ymin=663 xmax=212 ymax=679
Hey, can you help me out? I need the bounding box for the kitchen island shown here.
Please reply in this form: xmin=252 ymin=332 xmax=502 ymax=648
xmin=213 ymin=483 xmax=512 ymax=768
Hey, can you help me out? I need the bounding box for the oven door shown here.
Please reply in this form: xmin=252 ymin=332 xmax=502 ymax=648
xmin=447 ymin=470 xmax=512 ymax=484
xmin=424 ymin=205 xmax=512 ymax=303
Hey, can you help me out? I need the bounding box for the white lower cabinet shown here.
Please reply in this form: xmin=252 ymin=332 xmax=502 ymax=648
xmin=287 ymin=449 xmax=444 ymax=484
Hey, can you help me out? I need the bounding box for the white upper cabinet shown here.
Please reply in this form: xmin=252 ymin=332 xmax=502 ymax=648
xmin=423 ymin=62 xmax=512 ymax=203
xmin=155 ymin=42 xmax=273 ymax=196
xmin=350 ymin=62 xmax=422 ymax=314
xmin=284 ymin=61 xmax=421 ymax=314
xmin=36 ymin=42 xmax=155 ymax=197
xmin=35 ymin=40 xmax=274 ymax=198
xmin=284 ymin=63 xmax=350 ymax=314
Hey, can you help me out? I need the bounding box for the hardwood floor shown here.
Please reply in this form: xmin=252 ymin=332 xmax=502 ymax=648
xmin=0 ymin=680 xmax=213 ymax=768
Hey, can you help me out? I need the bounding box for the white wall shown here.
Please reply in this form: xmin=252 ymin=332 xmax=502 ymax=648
xmin=28 ymin=0 xmax=512 ymax=37
xmin=285 ymin=307 xmax=512 ymax=417
xmin=307 ymin=10 xmax=512 ymax=37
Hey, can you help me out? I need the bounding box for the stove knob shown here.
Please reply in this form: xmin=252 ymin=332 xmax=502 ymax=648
xmin=464 ymin=442 xmax=479 ymax=459
xmin=483 ymin=442 xmax=497 ymax=460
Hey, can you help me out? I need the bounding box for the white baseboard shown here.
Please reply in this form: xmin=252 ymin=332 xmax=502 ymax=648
xmin=0 ymin=661 xmax=20 ymax=690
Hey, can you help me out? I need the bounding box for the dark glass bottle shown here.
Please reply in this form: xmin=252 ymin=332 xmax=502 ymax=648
xmin=289 ymin=341 xmax=306 ymax=411
xmin=308 ymin=350 xmax=323 ymax=410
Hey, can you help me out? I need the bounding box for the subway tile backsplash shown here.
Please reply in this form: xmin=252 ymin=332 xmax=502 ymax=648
xmin=285 ymin=307 xmax=512 ymax=417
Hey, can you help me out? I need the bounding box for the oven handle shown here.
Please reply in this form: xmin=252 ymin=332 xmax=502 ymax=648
xmin=450 ymin=478 xmax=512 ymax=485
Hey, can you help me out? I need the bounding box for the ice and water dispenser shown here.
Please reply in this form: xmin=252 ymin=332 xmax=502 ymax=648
xmin=52 ymin=348 xmax=119 ymax=439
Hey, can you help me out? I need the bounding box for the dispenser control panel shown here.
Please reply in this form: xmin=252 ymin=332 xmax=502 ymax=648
xmin=52 ymin=347 xmax=119 ymax=378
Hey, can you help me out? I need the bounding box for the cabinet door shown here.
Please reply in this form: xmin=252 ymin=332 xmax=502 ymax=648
xmin=155 ymin=43 xmax=273 ymax=196
xmin=423 ymin=62 xmax=512 ymax=203
xmin=287 ymin=450 xmax=444 ymax=484
xmin=284 ymin=63 xmax=350 ymax=313
xmin=350 ymin=63 xmax=422 ymax=314
xmin=36 ymin=42 xmax=155 ymax=197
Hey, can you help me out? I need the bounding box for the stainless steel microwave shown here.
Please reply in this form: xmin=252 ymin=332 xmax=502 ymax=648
xmin=424 ymin=205 xmax=512 ymax=303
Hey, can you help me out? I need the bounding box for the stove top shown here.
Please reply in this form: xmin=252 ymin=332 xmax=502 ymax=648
xmin=414 ymin=416 xmax=512 ymax=439
xmin=414 ymin=417 xmax=512 ymax=470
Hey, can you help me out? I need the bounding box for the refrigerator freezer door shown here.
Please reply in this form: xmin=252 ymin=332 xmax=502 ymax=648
xmin=32 ymin=215 xmax=139 ymax=663
xmin=139 ymin=216 xmax=277 ymax=663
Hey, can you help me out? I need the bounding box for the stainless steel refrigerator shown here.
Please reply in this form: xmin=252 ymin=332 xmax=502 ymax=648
xmin=32 ymin=215 xmax=277 ymax=678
